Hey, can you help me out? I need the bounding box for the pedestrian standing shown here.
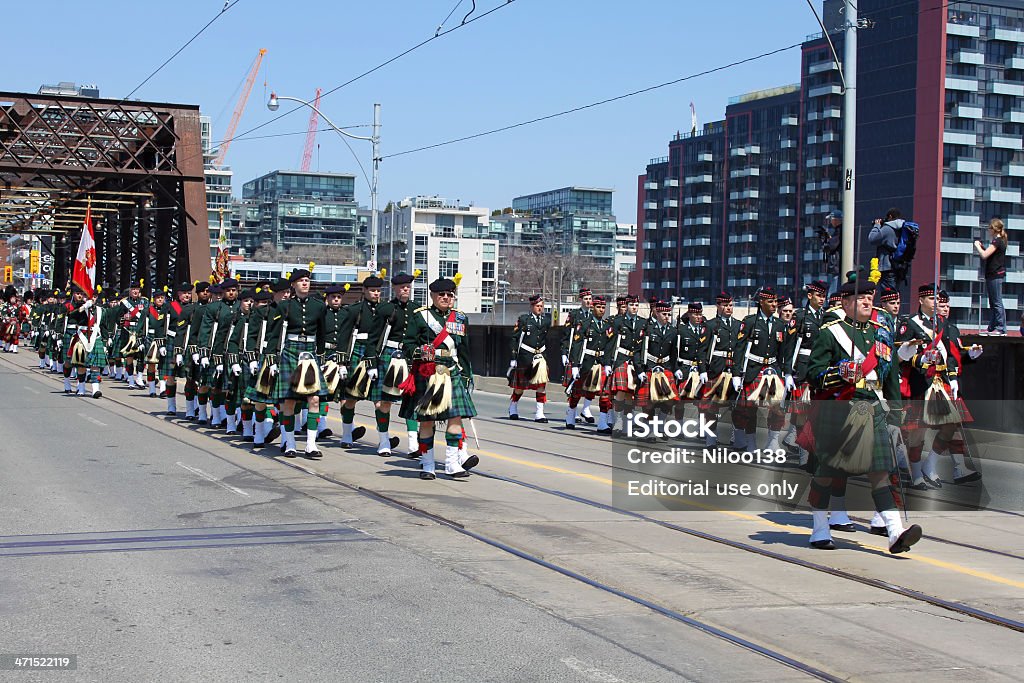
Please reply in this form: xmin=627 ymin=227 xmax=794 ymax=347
xmin=974 ymin=218 xmax=1008 ymax=335
xmin=869 ymin=208 xmax=904 ymax=292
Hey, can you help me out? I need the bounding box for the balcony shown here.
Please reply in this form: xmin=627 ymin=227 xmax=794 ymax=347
xmin=1008 ymin=56 xmax=1024 ymax=70
xmin=780 ymin=162 xmax=796 ymax=171
xmin=729 ymin=189 xmax=759 ymax=200
xmin=682 ymin=259 xmax=710 ymax=268
xmin=728 ymin=256 xmax=757 ymax=265
xmin=819 ymin=155 xmax=838 ymax=165
xmin=779 ymin=231 xmax=795 ymax=240
xmin=1005 ymin=110 xmax=1024 ymax=123
xmin=807 ymin=134 xmax=821 ymax=145
xmin=942 ymin=184 xmax=975 ymax=200
xmin=951 ymin=213 xmax=980 ymax=227
xmin=644 ymin=181 xmax=659 ymax=190
xmin=780 ymin=185 xmax=796 ymax=194
xmin=986 ymin=187 xmax=1022 ymax=203
xmin=953 ymin=103 xmax=983 ymax=119
xmin=822 ymin=131 xmax=838 ymax=142
xmin=992 ymin=27 xmax=1024 ymax=42
xmin=683 ymin=237 xmax=711 ymax=246
xmin=781 ymin=139 xmax=797 ymax=149
xmin=781 ymin=116 xmax=799 ymax=126
xmin=697 ymin=152 xmax=714 ymax=162
xmin=664 ymin=199 xmax=678 ymax=208
xmin=808 ymin=60 xmax=839 ymax=74
xmin=729 ymin=167 xmax=760 ymax=178
xmin=1007 ymin=163 xmax=1024 ymax=176
xmin=990 ymin=134 xmax=1023 ymax=149
xmin=683 ymin=216 xmax=712 ymax=226
xmin=730 ymin=146 xmax=747 ymax=157
xmin=728 ymin=211 xmax=759 ymax=221
xmin=943 ymin=130 xmax=977 ymax=145
xmin=945 ymin=77 xmax=978 ymax=91
xmin=808 ymin=84 xmax=842 ymax=98
xmin=663 ymin=219 xmax=678 ymax=228
xmin=1005 ymin=216 xmax=1024 ymax=230
xmin=684 ymin=194 xmax=712 ymax=205
xmin=954 ymin=159 xmax=982 ymax=173
xmin=947 ymin=22 xmax=980 ymax=38
xmin=990 ymin=81 xmax=1024 ymax=96
xmin=727 ymin=234 xmax=758 ymax=244
xmin=805 ymin=181 xmax=819 ymax=191
xmin=664 ymin=178 xmax=680 ymax=187
xmin=779 ymin=208 xmax=796 ymax=217
xmin=823 ymin=107 xmax=841 ymax=118
xmin=684 ymin=173 xmax=712 ymax=184
xmin=644 ymin=201 xmax=659 ymax=210
xmin=953 ymin=50 xmax=985 ymax=64
xmin=643 ymin=221 xmax=657 ymax=231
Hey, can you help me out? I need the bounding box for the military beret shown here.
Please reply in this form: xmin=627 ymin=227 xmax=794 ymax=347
xmin=239 ymin=288 xmax=257 ymax=300
xmin=777 ymin=295 xmax=793 ymax=308
xmin=325 ymin=283 xmax=345 ymax=295
xmin=390 ymin=273 xmax=414 ymax=285
xmin=255 ymin=289 xmax=273 ymax=302
xmin=688 ymin=301 xmax=703 ymax=312
xmin=806 ymin=280 xmax=828 ymax=295
xmin=289 ymin=269 xmax=311 ymax=283
xmin=937 ymin=289 xmax=950 ymax=303
xmin=528 ymin=294 xmax=544 ymax=303
xmin=828 ymin=292 xmax=842 ymax=305
xmin=840 ymin=279 xmax=875 ymax=297
xmin=654 ymin=300 xmax=672 ymax=312
xmin=615 ymin=295 xmax=628 ymax=304
xmin=879 ymin=286 xmax=900 ymax=302
xmin=626 ymin=294 xmax=639 ymax=304
xmin=270 ymin=278 xmax=291 ymax=293
xmin=220 ymin=277 xmax=239 ymax=289
xmin=918 ymin=283 xmax=937 ymax=297
xmin=592 ymin=295 xmax=607 ymax=304
xmin=715 ymin=291 xmax=733 ymax=303
xmin=361 ymin=276 xmax=385 ymax=288
xmin=578 ymin=288 xmax=592 ymax=297
xmin=175 ymin=281 xmax=193 ymax=293
xmin=195 ymin=282 xmax=210 ymax=293
xmin=757 ymin=286 xmax=778 ymax=301
xmin=429 ymin=278 xmax=456 ymax=293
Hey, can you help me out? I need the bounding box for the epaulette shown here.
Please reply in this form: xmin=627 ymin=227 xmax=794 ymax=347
xmin=413 ymin=305 xmax=429 ymax=314
xmin=820 ymin=319 xmax=841 ymax=329
xmin=869 ymin=318 xmax=884 ymax=328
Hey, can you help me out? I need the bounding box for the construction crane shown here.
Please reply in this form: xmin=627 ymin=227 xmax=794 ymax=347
xmin=212 ymin=48 xmax=267 ymax=168
xmin=300 ymin=87 xmax=322 ymax=172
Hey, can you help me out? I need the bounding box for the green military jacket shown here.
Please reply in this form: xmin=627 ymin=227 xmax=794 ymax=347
xmin=403 ymin=305 xmax=473 ymax=380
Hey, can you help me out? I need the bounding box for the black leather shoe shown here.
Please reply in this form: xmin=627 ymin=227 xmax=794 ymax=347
xmin=166 ymin=411 xmax=176 ymax=417
xmin=909 ymin=481 xmax=929 ymax=491
xmin=954 ymin=471 xmax=981 ymax=485
xmin=197 ymin=419 xmax=208 ymax=426
xmin=252 ymin=442 xmax=264 ymax=451
xmin=596 ymin=428 xmax=613 ymax=435
xmin=564 ymin=424 xmax=576 ymax=430
xmin=351 ymin=426 xmax=366 ymax=441
xmin=869 ymin=525 xmax=888 ymax=536
xmin=283 ymin=449 xmax=297 ymax=458
xmin=389 ymin=436 xmax=400 ymax=449
xmin=923 ymin=475 xmax=943 ymax=489
xmin=889 ymin=524 xmax=922 ymax=554
xmin=92 ymin=391 xmax=103 ymax=399
xmin=461 ymin=455 xmax=479 ymax=471
xmin=829 ymin=523 xmax=857 ymax=533
xmin=810 ymin=539 xmax=836 ymax=550
xmin=265 ymin=426 xmax=281 ymax=443
xmin=535 ymin=417 xmax=548 ymax=423
xmin=419 ymin=471 xmax=436 ymax=480
xmin=583 ymin=416 xmax=595 ymax=424
xmin=508 ymin=414 xmax=519 ymax=421
xmin=319 ymin=428 xmax=333 ymax=439
xmin=304 ymin=450 xmax=322 ymax=460
xmin=449 ymin=471 xmax=470 ymax=479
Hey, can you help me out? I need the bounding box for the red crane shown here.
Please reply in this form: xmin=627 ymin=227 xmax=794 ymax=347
xmin=212 ymin=48 xmax=267 ymax=168
xmin=300 ymin=87 xmax=322 ymax=172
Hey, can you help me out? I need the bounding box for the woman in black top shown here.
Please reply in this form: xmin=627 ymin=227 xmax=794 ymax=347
xmin=975 ymin=218 xmax=1008 ymax=335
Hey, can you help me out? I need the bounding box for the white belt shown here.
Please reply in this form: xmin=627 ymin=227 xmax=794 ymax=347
xmin=711 ymin=350 xmax=731 ymax=358
xmin=324 ymin=342 xmax=337 ymax=350
xmin=354 ymin=332 xmax=368 ymax=340
xmin=166 ymin=330 xmax=177 ymax=337
xmin=798 ymin=348 xmax=811 ymax=356
xmin=287 ymin=334 xmax=316 ymax=342
xmin=66 ymin=325 xmax=79 ymax=330
xmin=747 ymin=353 xmax=777 ymax=365
xmin=615 ymin=347 xmax=633 ymax=357
xmin=678 ymin=358 xmax=698 ymax=366
xmin=384 ymin=340 xmax=401 ymax=349
xmin=646 ymin=353 xmax=670 ymax=364
xmin=521 ymin=343 xmax=546 ymax=354
xmin=582 ymin=349 xmax=600 ymax=357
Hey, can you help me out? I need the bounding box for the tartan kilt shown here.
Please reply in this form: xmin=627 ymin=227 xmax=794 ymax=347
xmin=84 ymin=339 xmax=108 ymax=368
xmin=398 ymin=360 xmax=477 ymax=422
xmin=369 ymin=345 xmax=402 ymax=403
xmin=697 ymin=371 xmax=733 ymax=409
xmin=61 ymin=330 xmax=77 ymax=361
xmin=272 ymin=341 xmax=328 ymax=402
xmin=788 ymin=383 xmax=812 ymax=416
xmin=159 ymin=344 xmax=183 ymax=379
xmin=340 ymin=341 xmax=370 ymax=401
xmin=508 ymin=366 xmax=545 ymax=391
xmin=812 ymin=400 xmax=893 ymax=475
xmin=110 ymin=328 xmax=128 ymax=360
xmin=244 ymin=354 xmax=276 ymax=404
xmin=608 ymin=362 xmax=637 ymax=394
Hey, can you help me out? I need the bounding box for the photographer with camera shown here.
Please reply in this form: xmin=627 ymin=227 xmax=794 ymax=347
xmin=817 ymin=211 xmax=843 ymax=293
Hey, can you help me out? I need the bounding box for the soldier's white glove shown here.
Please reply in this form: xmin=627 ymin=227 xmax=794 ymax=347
xmin=785 ymin=374 xmax=796 ymax=392
xmin=200 ymin=356 xmax=210 ymax=368
xmin=248 ymin=360 xmax=258 ymax=374
xmin=732 ymin=377 xmax=743 ymax=393
xmin=159 ymin=347 xmax=167 ymax=357
xmin=637 ymin=372 xmax=648 ymax=385
xmin=968 ymin=345 xmax=983 ymax=360
xmin=509 ymin=359 xmax=517 ymax=369
xmin=949 ymin=379 xmax=959 ymax=400
xmin=561 ymin=354 xmax=570 ymax=367
xmin=231 ymin=363 xmax=242 ymax=377
xmin=80 ymin=300 xmax=93 ymax=311
xmin=571 ymin=366 xmax=579 ymax=380
xmin=367 ymin=368 xmax=378 ymax=381
xmin=338 ymin=364 xmax=348 ymax=380
xmin=191 ymin=352 xmax=200 ymax=364
xmin=269 ymin=363 xmax=278 ymax=377
xmin=674 ymin=369 xmax=685 ymax=381
xmin=603 ymin=365 xmax=612 ymax=377
xmin=215 ymin=363 xmax=224 ymax=374
xmin=699 ymin=372 xmax=708 ymax=385
xmin=176 ymin=354 xmax=184 ymax=367
xmin=897 ymin=341 xmax=917 ymax=362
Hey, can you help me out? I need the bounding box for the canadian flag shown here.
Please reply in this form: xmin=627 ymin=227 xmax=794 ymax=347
xmin=72 ymin=201 xmax=96 ymax=298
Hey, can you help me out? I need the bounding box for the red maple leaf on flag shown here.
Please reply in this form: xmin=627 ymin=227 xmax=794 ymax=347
xmin=84 ymin=247 xmax=96 ymax=270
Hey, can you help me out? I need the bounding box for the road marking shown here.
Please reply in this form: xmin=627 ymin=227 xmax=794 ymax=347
xmin=560 ymin=657 xmax=632 ymax=683
xmin=22 ymin=385 xmax=39 ymax=394
xmin=333 ymin=414 xmax=1024 ymax=589
xmin=175 ymin=462 xmax=250 ymax=497
xmin=77 ymin=413 xmax=107 ymax=427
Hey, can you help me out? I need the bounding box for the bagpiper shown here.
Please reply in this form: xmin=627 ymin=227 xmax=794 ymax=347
xmin=732 ymin=287 xmax=786 ymax=451
xmin=933 ymin=289 xmax=982 ymax=484
xmin=112 ymin=279 xmax=148 ymax=387
xmin=699 ymin=292 xmax=740 ymax=447
xmin=508 ymin=294 xmax=552 ymax=423
xmin=400 ymin=277 xmax=478 ymax=480
xmin=564 ymin=294 xmax=611 ymax=431
xmin=245 ymin=279 xmax=289 ymax=450
xmin=805 ymin=277 xmax=922 ymax=554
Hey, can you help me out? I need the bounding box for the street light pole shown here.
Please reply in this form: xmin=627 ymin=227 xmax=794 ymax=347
xmin=267 ymin=93 xmax=380 ymax=270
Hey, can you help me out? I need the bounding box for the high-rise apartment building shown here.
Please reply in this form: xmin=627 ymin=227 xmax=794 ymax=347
xmin=511 ymin=187 xmax=618 ymax=270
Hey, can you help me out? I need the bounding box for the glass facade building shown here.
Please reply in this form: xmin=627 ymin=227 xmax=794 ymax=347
xmin=510 ymin=187 xmax=618 ymax=269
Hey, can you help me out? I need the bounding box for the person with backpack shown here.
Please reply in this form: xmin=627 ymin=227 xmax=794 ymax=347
xmin=869 ymin=207 xmax=915 ymax=291
xmin=975 ymin=217 xmax=1008 ymax=335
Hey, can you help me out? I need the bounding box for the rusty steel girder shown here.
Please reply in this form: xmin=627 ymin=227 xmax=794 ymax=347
xmin=0 ymin=91 xmax=210 ymax=290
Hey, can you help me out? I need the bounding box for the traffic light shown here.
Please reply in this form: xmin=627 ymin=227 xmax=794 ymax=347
xmin=29 ymin=250 xmax=40 ymax=275
xmin=2 ymin=266 xmax=12 ymax=283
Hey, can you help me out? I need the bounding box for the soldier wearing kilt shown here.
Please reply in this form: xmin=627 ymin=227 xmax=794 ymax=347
xmin=271 ymin=268 xmax=329 ymax=458
xmin=338 ymin=275 xmax=386 ymax=448
xmin=49 ymin=291 xmax=67 ymax=374
xmin=561 ymin=288 xmax=596 ymax=423
xmin=935 ymin=290 xmax=983 ymax=485
xmin=161 ymin=282 xmax=194 ymax=417
xmin=1 ymin=286 xmax=19 ymax=352
xmin=601 ymin=293 xmax=645 ymax=434
xmin=635 ymin=300 xmax=679 ymax=418
xmin=699 ymin=292 xmax=740 ymax=447
xmin=133 ymin=287 xmax=168 ymax=398
xmin=198 ymin=278 xmax=240 ymax=429
xmin=245 ymin=280 xmax=288 ymax=450
xmin=98 ymin=290 xmax=119 ymax=380
xmin=674 ymin=302 xmax=708 ymax=422
xmin=508 ymin=294 xmax=552 ymax=423
xmin=565 ymin=295 xmax=612 ymax=432
xmin=32 ymin=291 xmax=56 ymax=368
xmin=805 ymin=278 xmax=923 ymax=554
xmin=400 ymin=277 xmax=478 ymax=480
xmin=370 ymin=273 xmax=417 ymax=455
xmin=59 ymin=286 xmax=90 ymax=394
xmin=184 ymin=282 xmax=212 ymax=422
xmin=780 ymin=280 xmax=828 ymax=464
xmin=112 ymin=281 xmax=147 ymax=387
xmin=732 ymin=287 xmax=787 ymax=452
xmin=317 ymin=283 xmax=350 ymax=440
xmin=224 ymin=288 xmax=256 ymax=437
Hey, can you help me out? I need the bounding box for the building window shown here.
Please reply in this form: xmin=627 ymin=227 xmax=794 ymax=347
xmin=439 ymin=260 xmax=459 ymax=278
xmin=482 ymin=262 xmax=495 ymax=279
xmin=439 ymin=241 xmax=460 ymax=260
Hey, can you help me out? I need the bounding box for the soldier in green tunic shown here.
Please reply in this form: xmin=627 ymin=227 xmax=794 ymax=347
xmin=161 ymin=282 xmax=194 ymax=417
xmin=224 ymin=288 xmax=256 ymax=436
xmin=245 ymin=280 xmax=288 ymax=450
xmin=370 ymin=273 xmax=417 ymax=455
xmin=198 ymin=278 xmax=241 ymax=429
xmin=805 ymin=278 xmax=923 ymax=554
xmin=134 ymin=286 xmax=169 ymax=397
xmin=184 ymin=281 xmax=212 ymax=422
xmin=317 ymin=283 xmax=350 ymax=441
xmin=508 ymin=294 xmax=552 ymax=423
xmin=337 ymin=275 xmax=385 ymax=448
xmin=400 ymin=277 xmax=478 ymax=480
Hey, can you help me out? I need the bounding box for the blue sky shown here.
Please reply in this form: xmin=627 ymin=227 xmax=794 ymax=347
xmin=4 ymin=0 xmax=821 ymax=221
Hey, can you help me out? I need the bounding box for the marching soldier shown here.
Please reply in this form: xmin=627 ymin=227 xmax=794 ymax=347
xmin=184 ymin=281 xmax=212 ymax=422
xmin=113 ymin=280 xmax=147 ymax=387
xmin=400 ymin=277 xmax=478 ymax=480
xmin=602 ymin=294 xmax=645 ymax=434
xmin=805 ymin=278 xmax=922 ymax=554
xmin=365 ymin=273 xmax=416 ymax=455
xmin=338 ymin=275 xmax=386 ymax=448
xmin=781 ymin=281 xmax=828 ymax=464
xmin=733 ymin=287 xmax=786 ymax=451
xmin=245 ymin=279 xmax=288 ymax=450
xmin=162 ymin=282 xmax=194 ymax=417
xmin=61 ymin=285 xmax=105 ymax=398
xmin=224 ymin=288 xmax=257 ymax=436
xmin=318 ymin=283 xmax=350 ymax=442
xmin=699 ymin=292 xmax=740 ymax=447
xmin=674 ymin=302 xmax=708 ymax=418
xmin=565 ymin=294 xmax=611 ymax=431
xmin=561 ymin=288 xmax=596 ymax=423
xmin=198 ymin=278 xmax=241 ymax=429
xmin=636 ymin=300 xmax=679 ymax=418
xmin=508 ymin=294 xmax=552 ymax=423
xmin=135 ymin=286 xmax=169 ymax=397
xmin=272 ymin=268 xmax=329 ymax=458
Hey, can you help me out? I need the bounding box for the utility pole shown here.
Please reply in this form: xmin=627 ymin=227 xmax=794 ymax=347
xmin=841 ymin=0 xmax=858 ymax=276
xmin=370 ymin=103 xmax=381 ymax=272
